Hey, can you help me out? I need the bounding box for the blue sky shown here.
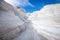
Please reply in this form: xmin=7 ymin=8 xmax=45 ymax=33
xmin=22 ymin=0 xmax=60 ymax=13
xmin=5 ymin=0 xmax=60 ymax=13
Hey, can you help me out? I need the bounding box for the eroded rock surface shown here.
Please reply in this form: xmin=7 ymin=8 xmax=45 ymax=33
xmin=29 ymin=4 xmax=60 ymax=40
xmin=0 ymin=0 xmax=27 ymax=40
xmin=1 ymin=0 xmax=60 ymax=40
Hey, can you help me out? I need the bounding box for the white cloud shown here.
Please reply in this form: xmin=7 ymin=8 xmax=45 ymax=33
xmin=4 ymin=0 xmax=34 ymax=7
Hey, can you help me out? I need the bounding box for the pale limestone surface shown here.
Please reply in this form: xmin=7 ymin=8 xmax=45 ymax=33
xmin=0 ymin=0 xmax=42 ymax=40
xmin=29 ymin=4 xmax=60 ymax=40
xmin=0 ymin=0 xmax=47 ymax=40
xmin=1 ymin=0 xmax=60 ymax=40
xmin=13 ymin=20 xmax=47 ymax=40
xmin=0 ymin=0 xmax=27 ymax=40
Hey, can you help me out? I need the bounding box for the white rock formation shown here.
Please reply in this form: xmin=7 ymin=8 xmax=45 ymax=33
xmin=0 ymin=0 xmax=28 ymax=40
xmin=0 ymin=0 xmax=48 ymax=40
xmin=29 ymin=4 xmax=60 ymax=40
xmin=1 ymin=0 xmax=60 ymax=40
xmin=0 ymin=0 xmax=45 ymax=40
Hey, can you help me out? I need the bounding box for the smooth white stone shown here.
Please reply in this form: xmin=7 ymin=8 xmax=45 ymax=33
xmin=29 ymin=4 xmax=60 ymax=40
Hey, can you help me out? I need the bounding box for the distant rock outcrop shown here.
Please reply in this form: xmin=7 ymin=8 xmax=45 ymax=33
xmin=29 ymin=4 xmax=60 ymax=40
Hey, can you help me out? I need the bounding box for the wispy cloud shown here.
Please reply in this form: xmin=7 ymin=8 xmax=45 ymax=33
xmin=4 ymin=0 xmax=34 ymax=7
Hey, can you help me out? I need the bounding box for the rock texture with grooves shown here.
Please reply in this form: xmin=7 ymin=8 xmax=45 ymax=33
xmin=29 ymin=4 xmax=60 ymax=40
xmin=0 ymin=0 xmax=47 ymax=40
xmin=0 ymin=0 xmax=27 ymax=40
xmin=1 ymin=0 xmax=60 ymax=40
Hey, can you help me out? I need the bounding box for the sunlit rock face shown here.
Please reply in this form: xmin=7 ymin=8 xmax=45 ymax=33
xmin=0 ymin=0 xmax=45 ymax=40
xmin=0 ymin=0 xmax=28 ymax=40
xmin=1 ymin=0 xmax=60 ymax=40
xmin=29 ymin=4 xmax=60 ymax=40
